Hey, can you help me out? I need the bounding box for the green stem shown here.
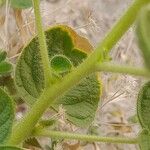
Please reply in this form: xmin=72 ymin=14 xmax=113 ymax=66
xmin=7 ymin=0 xmax=150 ymax=145
xmin=95 ymin=63 xmax=150 ymax=78
xmin=33 ymin=0 xmax=52 ymax=86
xmin=33 ymin=129 xmax=138 ymax=144
xmin=95 ymin=0 xmax=150 ymax=55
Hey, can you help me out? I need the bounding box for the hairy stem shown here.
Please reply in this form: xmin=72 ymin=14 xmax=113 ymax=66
xmin=8 ymin=0 xmax=150 ymax=145
xmin=95 ymin=63 xmax=150 ymax=78
xmin=95 ymin=0 xmax=150 ymax=55
xmin=33 ymin=0 xmax=52 ymax=86
xmin=33 ymin=129 xmax=138 ymax=144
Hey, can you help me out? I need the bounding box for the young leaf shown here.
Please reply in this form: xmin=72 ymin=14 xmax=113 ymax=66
xmin=10 ymin=0 xmax=32 ymax=9
xmin=0 ymin=61 xmax=12 ymax=75
xmin=15 ymin=25 xmax=101 ymax=127
xmin=139 ymin=129 xmax=150 ymax=150
xmin=0 ymin=51 xmax=7 ymax=62
xmin=137 ymin=81 xmax=150 ymax=129
xmin=136 ymin=5 xmax=150 ymax=70
xmin=0 ymin=88 xmax=14 ymax=143
xmin=0 ymin=146 xmax=24 ymax=150
xmin=50 ymin=55 xmax=73 ymax=74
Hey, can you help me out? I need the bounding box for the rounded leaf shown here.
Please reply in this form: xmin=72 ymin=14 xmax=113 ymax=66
xmin=0 ymin=88 xmax=14 ymax=144
xmin=51 ymin=55 xmax=72 ymax=74
xmin=15 ymin=25 xmax=101 ymax=127
xmin=53 ymin=73 xmax=101 ymax=127
xmin=137 ymin=81 xmax=150 ymax=129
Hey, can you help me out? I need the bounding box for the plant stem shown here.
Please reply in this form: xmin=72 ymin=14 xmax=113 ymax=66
xmin=33 ymin=129 xmax=138 ymax=144
xmin=95 ymin=63 xmax=150 ymax=78
xmin=94 ymin=0 xmax=150 ymax=55
xmin=8 ymin=0 xmax=150 ymax=145
xmin=33 ymin=0 xmax=52 ymax=86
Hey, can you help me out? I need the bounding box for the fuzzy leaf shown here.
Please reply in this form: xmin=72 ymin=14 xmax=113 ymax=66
xmin=0 ymin=88 xmax=14 ymax=143
xmin=0 ymin=146 xmax=23 ymax=150
xmin=51 ymin=55 xmax=72 ymax=74
xmin=54 ymin=74 xmax=100 ymax=126
xmin=137 ymin=81 xmax=150 ymax=129
xmin=137 ymin=5 xmax=150 ymax=70
xmin=10 ymin=0 xmax=32 ymax=9
xmin=15 ymin=25 xmax=101 ymax=127
xmin=0 ymin=51 xmax=7 ymax=62
xmin=0 ymin=61 xmax=12 ymax=75
xmin=139 ymin=129 xmax=150 ymax=150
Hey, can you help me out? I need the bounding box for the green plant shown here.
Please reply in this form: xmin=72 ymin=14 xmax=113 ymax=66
xmin=1 ymin=0 xmax=150 ymax=149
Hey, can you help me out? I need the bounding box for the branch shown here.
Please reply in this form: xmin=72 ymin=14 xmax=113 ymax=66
xmin=33 ymin=0 xmax=52 ymax=86
xmin=33 ymin=129 xmax=138 ymax=144
xmin=95 ymin=63 xmax=150 ymax=78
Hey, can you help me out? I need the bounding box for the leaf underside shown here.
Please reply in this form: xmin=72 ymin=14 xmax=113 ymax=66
xmin=15 ymin=25 xmax=101 ymax=127
xmin=0 ymin=88 xmax=14 ymax=144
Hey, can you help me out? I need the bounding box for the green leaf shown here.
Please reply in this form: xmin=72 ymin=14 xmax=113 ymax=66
xmin=15 ymin=25 xmax=101 ymax=127
xmin=0 ymin=146 xmax=24 ymax=150
xmin=139 ymin=129 xmax=150 ymax=150
xmin=0 ymin=88 xmax=14 ymax=143
xmin=137 ymin=81 xmax=150 ymax=129
xmin=51 ymin=55 xmax=73 ymax=74
xmin=137 ymin=5 xmax=150 ymax=70
xmin=10 ymin=0 xmax=32 ymax=9
xmin=0 ymin=61 xmax=13 ymax=75
xmin=0 ymin=51 xmax=7 ymax=62
xmin=15 ymin=26 xmax=89 ymax=104
xmin=53 ymin=74 xmax=100 ymax=127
